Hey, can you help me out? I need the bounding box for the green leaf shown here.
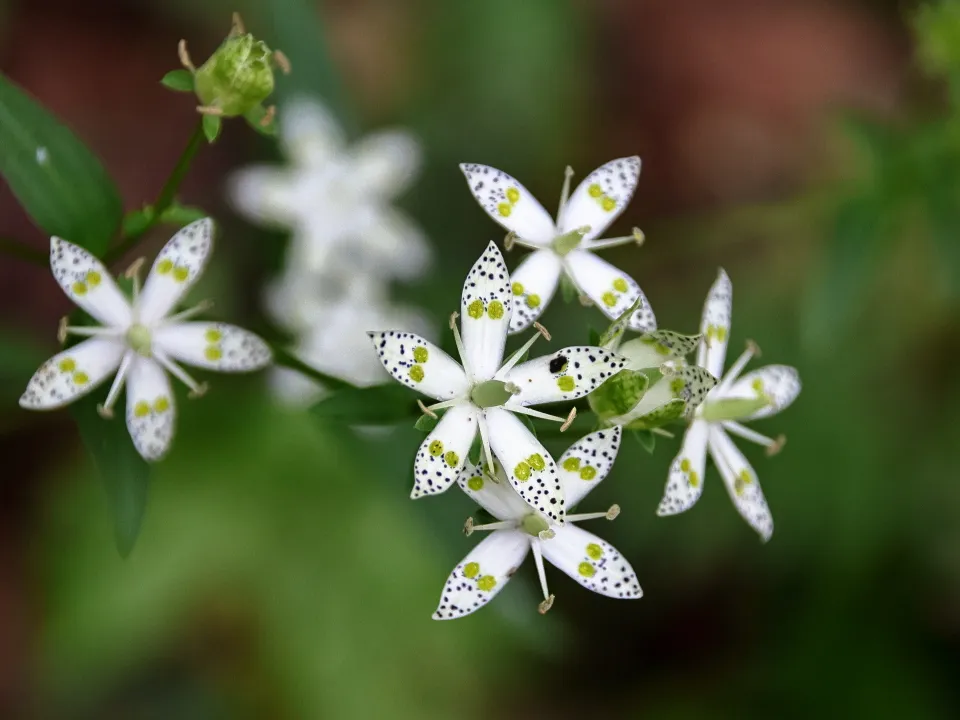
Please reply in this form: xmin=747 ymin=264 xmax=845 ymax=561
xmin=0 ymin=73 xmax=123 ymax=254
xmin=631 ymin=429 xmax=656 ymax=454
xmin=160 ymin=69 xmax=195 ymax=93
xmin=73 ymin=396 xmax=151 ymax=557
xmin=311 ymin=383 xmax=419 ymax=425
xmin=202 ymin=114 xmax=222 ymax=143
xmin=414 ymin=412 xmax=441 ymax=433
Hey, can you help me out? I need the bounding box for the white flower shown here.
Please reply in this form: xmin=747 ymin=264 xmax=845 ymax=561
xmin=657 ymin=269 xmax=802 ymax=541
xmin=460 ymin=157 xmax=654 ymax=333
xmin=19 ymin=219 xmax=272 ymax=461
xmin=369 ymin=242 xmax=626 ymax=524
xmin=433 ymin=427 xmax=641 ymax=619
xmin=229 ymin=96 xmax=430 ymax=280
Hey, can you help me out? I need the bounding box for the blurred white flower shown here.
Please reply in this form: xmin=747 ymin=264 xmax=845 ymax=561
xmin=229 ymin=96 xmax=431 ymax=280
xmin=369 ymin=242 xmax=626 ymax=523
xmin=461 ymin=157 xmax=654 ymax=333
xmin=657 ymin=269 xmax=802 ymax=541
xmin=433 ymin=427 xmax=642 ymax=620
xmin=20 ymin=219 xmax=271 ymax=461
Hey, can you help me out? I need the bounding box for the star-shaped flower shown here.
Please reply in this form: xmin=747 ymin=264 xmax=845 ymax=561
xmin=229 ymin=96 xmax=430 ymax=281
xmin=433 ymin=427 xmax=641 ymax=619
xmin=657 ymin=269 xmax=802 ymax=541
xmin=461 ymin=157 xmax=654 ymax=333
xmin=369 ymin=242 xmax=626 ymax=524
xmin=19 ymin=219 xmax=272 ymax=461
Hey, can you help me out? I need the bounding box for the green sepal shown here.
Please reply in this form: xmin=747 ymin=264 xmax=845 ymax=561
xmin=414 ymin=412 xmax=441 ymax=433
xmin=588 ymin=327 xmax=601 ymax=346
xmin=121 ymin=207 xmax=156 ymax=237
xmin=160 ymin=69 xmax=195 ymax=92
xmin=624 ymin=398 xmax=686 ymax=430
xmin=468 ymin=435 xmax=483 ymax=465
xmin=700 ymin=396 xmax=770 ymax=423
xmin=517 ymin=412 xmax=537 ymax=438
xmin=588 ymin=368 xmax=649 ymax=419
xmin=560 ymin=274 xmax=577 ymax=303
xmin=598 ymin=297 xmax=643 ymax=350
xmin=631 ymin=428 xmax=656 ymax=454
xmin=202 ymin=115 xmax=222 ymax=143
xmin=244 ymin=105 xmax=278 ymax=136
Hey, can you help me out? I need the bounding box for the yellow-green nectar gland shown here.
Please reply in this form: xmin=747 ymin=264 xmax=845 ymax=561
xmin=552 ymin=228 xmax=586 ymax=256
xmin=521 ymin=513 xmax=551 ymax=537
xmin=470 ymin=380 xmax=515 ymax=408
xmin=126 ymin=324 xmax=152 ymax=357
xmin=700 ymin=396 xmax=769 ymax=423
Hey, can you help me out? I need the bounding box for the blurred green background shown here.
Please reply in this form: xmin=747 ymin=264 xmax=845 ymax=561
xmin=1 ymin=0 xmax=959 ymax=717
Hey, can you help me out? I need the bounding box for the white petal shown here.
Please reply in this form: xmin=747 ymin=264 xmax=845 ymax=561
xmin=504 ymin=346 xmax=626 ymax=406
xmin=49 ymin=237 xmax=131 ymax=328
xmin=433 ymin=530 xmax=530 ymax=620
xmin=696 ymin=268 xmax=733 ymax=379
xmin=557 ymin=427 xmax=622 ymax=508
xmin=708 ymin=426 xmax=773 ymax=541
xmin=609 ymin=366 xmax=716 ymax=427
xmin=137 ymin=219 xmax=214 ymax=325
xmin=359 ymin=208 xmax=432 ymax=281
xmin=460 ymin=164 xmax=556 ymax=246
xmin=227 ymin=166 xmax=298 ymax=226
xmin=460 ymin=242 xmax=512 ymax=381
xmin=368 ymin=331 xmax=468 ymax=402
xmin=506 ymin=249 xmax=563 ymax=334
xmin=564 ymin=250 xmax=656 ymax=331
xmin=19 ymin=338 xmax=125 ymax=410
xmin=658 ymin=419 xmax=709 ymax=516
xmin=456 ymin=459 xmax=531 ymax=520
xmin=351 ymin=130 xmax=421 ymax=197
xmin=412 ymin=405 xmax=478 ymax=498
xmin=484 ymin=407 xmax=565 ymax=524
xmin=558 ymin=156 xmax=641 ymax=243
xmin=153 ymin=322 xmax=272 ymax=372
xmin=125 ymin=356 xmax=175 ymax=462
xmin=279 ymin=96 xmax=344 ymax=166
xmin=723 ymin=365 xmax=801 ymax=420
xmin=620 ymin=331 xmax=702 ymax=371
xmin=540 ymin=524 xmax=642 ymax=600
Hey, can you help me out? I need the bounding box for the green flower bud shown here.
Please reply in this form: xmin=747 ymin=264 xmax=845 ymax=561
xmin=194 ymin=33 xmax=275 ymax=117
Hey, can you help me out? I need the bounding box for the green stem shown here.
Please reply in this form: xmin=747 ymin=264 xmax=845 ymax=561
xmin=0 ymin=237 xmax=46 ymax=267
xmin=102 ymin=120 xmax=206 ymax=266
xmin=270 ymin=344 xmax=354 ymax=391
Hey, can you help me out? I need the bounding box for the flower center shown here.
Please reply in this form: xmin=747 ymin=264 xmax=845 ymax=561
xmin=470 ymin=379 xmax=517 ymax=409
xmin=700 ymin=396 xmax=770 ymax=422
xmin=552 ymin=227 xmax=587 ymax=256
xmin=126 ymin=323 xmax=152 ymax=357
xmin=521 ymin=513 xmax=551 ymax=537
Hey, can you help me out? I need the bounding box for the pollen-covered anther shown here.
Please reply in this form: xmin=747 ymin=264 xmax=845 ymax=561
xmin=197 ymin=105 xmax=224 ymax=116
xmin=417 ymin=398 xmax=437 ymax=419
xmin=187 ymin=381 xmax=209 ymax=399
xmin=538 ymin=594 xmax=555 ymax=615
xmin=606 ymin=503 xmax=621 ymax=521
xmin=504 ymin=231 xmax=517 ymax=251
xmin=448 ymin=311 xmax=459 ymax=330
xmin=57 ymin=316 xmax=69 ymax=345
xmin=578 ymin=294 xmax=593 ymax=307
xmin=503 ymin=381 xmax=521 ymax=395
xmin=96 ymin=403 xmax=114 ymax=420
xmin=766 ymin=434 xmax=787 ymax=457
xmin=178 ymin=39 xmax=195 ymax=71
xmin=538 ymin=528 xmax=556 ymax=540
xmin=633 ymin=227 xmax=645 ymax=245
xmin=533 ymin=321 xmax=551 ymax=342
xmin=231 ymin=11 xmax=246 ymax=35
xmin=746 ymin=339 xmax=762 ymax=358
xmin=560 ymin=407 xmax=577 ymax=432
xmin=463 ymin=517 xmax=475 ymax=536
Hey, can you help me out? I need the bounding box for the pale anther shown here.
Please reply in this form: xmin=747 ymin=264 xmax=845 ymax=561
xmin=538 ymin=529 xmax=556 ymax=540
xmin=463 ymin=517 xmax=475 ymax=536
xmin=578 ymin=295 xmax=593 ymax=307
xmin=538 ymin=595 xmax=555 ymax=615
xmin=766 ymin=434 xmax=787 ymax=457
xmin=57 ymin=316 xmax=69 ymax=345
xmin=504 ymin=231 xmax=517 ymax=251
xmin=633 ymin=227 xmax=645 ymax=245
xmin=606 ymin=504 xmax=621 ymax=521
xmin=231 ymin=11 xmax=245 ymax=35
xmin=448 ymin=311 xmax=459 ymax=330
xmin=417 ymin=398 xmax=437 ymax=419
xmin=178 ymin=39 xmax=195 ymax=71
xmin=651 ymin=427 xmax=675 ymax=439
xmin=504 ymin=382 xmax=521 ymax=395
xmin=746 ymin=339 xmax=762 ymax=358
xmin=124 ymin=257 xmax=145 ymax=280
xmin=533 ymin=321 xmax=551 ymax=342
xmin=560 ymin=407 xmax=576 ymax=432
xmin=273 ymin=50 xmax=292 ymax=74
xmin=188 ymin=382 xmax=209 ymax=399
xmin=96 ymin=403 xmax=113 ymax=420
xmin=260 ymin=105 xmax=276 ymax=127
xmin=197 ymin=105 xmax=224 ymax=116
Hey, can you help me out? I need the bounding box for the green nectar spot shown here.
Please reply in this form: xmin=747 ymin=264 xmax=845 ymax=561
xmin=463 ymin=562 xmax=480 ymax=579
xmin=515 ymin=461 xmax=531 ymax=482
xmin=477 ymin=575 xmax=497 ymax=592
xmin=429 ymin=440 xmax=444 ymax=457
xmin=557 ymin=376 xmax=575 ymax=392
xmin=512 ymin=282 xmax=524 ymax=296
xmin=467 ymin=476 xmax=484 ymax=491
xmin=526 ymin=294 xmax=541 ymax=308
xmin=578 ymin=562 xmax=596 ymax=578
xmin=562 ymin=457 xmax=581 ymax=472
xmin=468 ymin=299 xmax=484 ymax=319
xmin=602 ymin=292 xmax=617 ymax=307
xmin=586 ymin=543 xmax=603 ymax=560
xmin=527 ymin=453 xmax=545 ymax=471
xmin=413 ymin=346 xmax=429 ymax=363
xmin=580 ymin=466 xmax=597 ymax=481
xmin=487 ymin=300 xmax=505 ymax=319
xmin=444 ymin=451 xmax=459 ymax=468
xmin=409 ymin=365 xmax=425 ymax=382
xmin=670 ymin=378 xmax=686 ymax=394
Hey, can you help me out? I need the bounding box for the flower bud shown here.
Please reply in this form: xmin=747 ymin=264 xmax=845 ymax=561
xmin=194 ymin=33 xmax=276 ymax=117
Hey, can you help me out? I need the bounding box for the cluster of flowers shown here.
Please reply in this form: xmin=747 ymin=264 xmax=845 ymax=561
xmin=228 ymin=98 xmax=434 ymax=403
xmin=370 ymin=157 xmax=801 ymax=619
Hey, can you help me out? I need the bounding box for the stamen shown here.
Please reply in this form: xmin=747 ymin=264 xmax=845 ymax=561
xmin=533 ymin=321 xmax=551 ymax=342
xmin=58 ymin=319 xmax=121 ymax=344
xmin=531 ymin=540 xmax=551 ymax=605
xmin=560 ymin=407 xmax=576 ymax=432
xmin=178 ymin=39 xmax=195 ymax=71
xmin=260 ymin=105 xmax=276 ymax=128
xmin=273 ymin=50 xmax=292 ymax=74
xmin=508 ymin=405 xmax=566 ymax=423
xmin=154 ymin=352 xmax=208 ymax=398
xmin=57 ymin=316 xmax=68 ymax=345
xmin=495 ymin=323 xmax=550 ymax=378
xmin=556 ymin=165 xmax=574 ymax=224
xmin=538 ymin=594 xmax=556 ymax=615
xmin=578 ymin=294 xmax=593 ymax=307
xmin=721 ymin=420 xmax=777 ymax=449
xmin=124 ymin=257 xmax=146 ymax=305
xmin=425 ymin=399 xmax=459 ymax=414
xmin=504 ymin=231 xmax=517 ymax=251
xmin=464 ymin=517 xmax=514 ymax=536
xmin=417 ymin=399 xmax=437 ymax=419
xmin=586 ymin=227 xmax=647 ymax=251
xmin=97 ymin=353 xmax=132 ymax=419
xmin=567 ymin=504 xmax=620 ymax=522
xmin=651 ymin=427 xmax=675 ymax=439
xmin=660 ymin=360 xmax=682 ymax=375
xmin=476 ymin=414 xmax=496 ymax=479
xmin=164 ymin=299 xmax=214 ymax=325
xmin=197 ymin=105 xmax=224 ymax=116
xmin=718 ymin=340 xmax=760 ymax=392
xmin=767 ymin=434 xmax=787 ymax=456
xmin=448 ymin=312 xmax=471 ymax=379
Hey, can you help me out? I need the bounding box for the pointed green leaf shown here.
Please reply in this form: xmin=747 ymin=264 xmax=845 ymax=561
xmin=160 ymin=69 xmax=195 ymax=92
xmin=0 ymin=73 xmax=123 ymax=254
xmin=631 ymin=428 xmax=656 ymax=454
xmin=202 ymin=114 xmax=222 ymax=143
xmin=311 ymin=383 xmax=419 ymax=425
xmin=414 ymin=412 xmax=441 ymax=433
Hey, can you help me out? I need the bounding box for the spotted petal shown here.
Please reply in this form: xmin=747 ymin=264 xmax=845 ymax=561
xmin=460 ymin=164 xmax=555 ymax=246
xmin=540 ymin=523 xmax=642 ymax=600
xmin=557 ymin=427 xmax=622 ymax=508
xmin=49 ymin=238 xmax=131 ymax=328
xmin=558 ymin=156 xmax=641 ymax=243
xmin=697 ymin=268 xmax=732 ymax=379
xmin=658 ymin=419 xmax=709 ymax=517
xmin=507 ymin=249 xmax=562 ymax=334
xmin=137 ymin=219 xmax=214 ymax=325
xmin=433 ymin=530 xmax=530 ymax=620
xmin=708 ymin=426 xmax=773 ymax=541
xmin=503 ymin=346 xmax=626 ymax=406
xmin=723 ymin=365 xmax=801 ymax=420
xmin=564 ymin=250 xmax=656 ymax=331
xmin=19 ymin=338 xmax=125 ymax=410
xmin=125 ymin=355 xmax=175 ymax=462
xmin=154 ymin=322 xmax=271 ymax=372
xmin=610 ymin=366 xmax=717 ymax=427
xmin=457 ymin=460 xmax=531 ymax=520
xmin=412 ymin=405 xmax=478 ymax=499
xmin=619 ymin=330 xmax=702 ymax=371
xmin=484 ymin=407 xmax=564 ymax=525
xmin=460 ymin=242 xmax=512 ymax=381
xmin=367 ymin=332 xmax=468 ymax=401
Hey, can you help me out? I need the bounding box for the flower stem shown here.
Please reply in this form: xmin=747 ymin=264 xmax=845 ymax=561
xmin=0 ymin=237 xmax=46 ymax=267
xmin=102 ymin=120 xmax=207 ymax=265
xmin=270 ymin=345 xmax=354 ymax=391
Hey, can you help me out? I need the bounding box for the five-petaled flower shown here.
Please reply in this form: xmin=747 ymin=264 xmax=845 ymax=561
xmin=461 ymin=157 xmax=655 ymax=334
xmin=657 ymin=269 xmax=802 ymax=541
xmin=368 ymin=242 xmax=626 ymax=525
xmin=19 ymin=218 xmax=272 ymax=462
xmin=434 ymin=427 xmax=642 ymax=619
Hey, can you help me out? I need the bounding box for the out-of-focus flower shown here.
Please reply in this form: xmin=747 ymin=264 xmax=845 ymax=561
xmin=20 ymin=219 xmax=271 ymax=461
xmin=460 ymin=157 xmax=654 ymax=333
xmin=657 ymin=269 xmax=802 ymax=541
xmin=369 ymin=242 xmax=626 ymax=522
xmin=433 ymin=427 xmax=642 ymax=619
xmin=229 ymin=96 xmax=430 ymax=280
